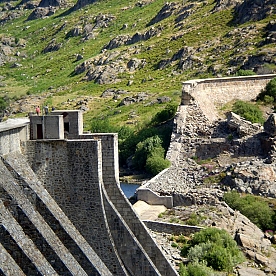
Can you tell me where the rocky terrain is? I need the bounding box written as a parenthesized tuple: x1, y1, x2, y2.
(0, 0, 276, 123)
(139, 97, 276, 275)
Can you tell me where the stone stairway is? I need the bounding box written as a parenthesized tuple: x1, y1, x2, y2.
(0, 152, 112, 276)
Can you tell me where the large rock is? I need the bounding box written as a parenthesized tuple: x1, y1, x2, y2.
(264, 113, 276, 136)
(234, 0, 276, 24)
(227, 111, 262, 137)
(27, 7, 55, 20)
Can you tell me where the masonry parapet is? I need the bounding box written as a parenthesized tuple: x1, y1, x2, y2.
(182, 74, 276, 121)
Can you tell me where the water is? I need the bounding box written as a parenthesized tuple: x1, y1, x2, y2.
(120, 183, 140, 198)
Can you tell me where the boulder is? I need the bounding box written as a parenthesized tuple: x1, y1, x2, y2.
(227, 111, 262, 137)
(27, 7, 55, 20)
(264, 113, 276, 136)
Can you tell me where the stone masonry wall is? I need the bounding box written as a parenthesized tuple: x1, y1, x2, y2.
(182, 74, 276, 121)
(1, 150, 113, 275)
(21, 137, 177, 275)
(22, 139, 128, 275)
(80, 134, 178, 276)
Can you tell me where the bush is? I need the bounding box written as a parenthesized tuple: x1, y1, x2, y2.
(0, 97, 8, 113)
(146, 154, 170, 175)
(257, 77, 276, 102)
(179, 261, 215, 276)
(152, 103, 178, 125)
(223, 191, 275, 231)
(90, 117, 119, 133)
(232, 100, 264, 124)
(181, 227, 245, 272)
(236, 69, 255, 76)
(132, 135, 164, 170)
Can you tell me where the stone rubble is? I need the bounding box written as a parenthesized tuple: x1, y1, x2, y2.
(143, 98, 276, 275)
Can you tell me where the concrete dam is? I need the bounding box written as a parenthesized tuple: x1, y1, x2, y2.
(1, 74, 276, 275)
(0, 111, 177, 276)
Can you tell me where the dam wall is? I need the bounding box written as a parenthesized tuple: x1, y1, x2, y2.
(79, 134, 177, 276)
(0, 113, 177, 275)
(19, 136, 177, 275)
(182, 74, 276, 121)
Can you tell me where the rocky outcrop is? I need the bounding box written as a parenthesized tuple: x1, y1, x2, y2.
(72, 0, 97, 11)
(38, 0, 67, 7)
(234, 0, 276, 24)
(104, 26, 162, 50)
(66, 14, 116, 41)
(147, 2, 180, 26)
(265, 20, 276, 44)
(74, 49, 147, 84)
(212, 0, 242, 12)
(42, 39, 62, 53)
(264, 113, 276, 136)
(118, 93, 149, 106)
(27, 7, 56, 20)
(101, 88, 129, 98)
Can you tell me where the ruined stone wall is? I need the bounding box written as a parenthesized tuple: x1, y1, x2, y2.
(182, 74, 276, 121)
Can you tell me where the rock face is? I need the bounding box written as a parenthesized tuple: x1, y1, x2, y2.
(147, 2, 180, 26)
(27, 7, 55, 20)
(234, 0, 276, 24)
(39, 0, 67, 7)
(72, 0, 97, 11)
(104, 27, 162, 50)
(42, 40, 63, 53)
(74, 49, 147, 84)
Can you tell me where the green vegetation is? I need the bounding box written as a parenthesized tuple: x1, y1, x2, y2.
(258, 77, 276, 103)
(236, 69, 256, 76)
(203, 172, 226, 186)
(232, 100, 265, 124)
(0, 0, 275, 176)
(223, 191, 276, 232)
(0, 97, 8, 113)
(179, 228, 245, 275)
(151, 103, 178, 125)
(179, 262, 216, 276)
(89, 103, 175, 175)
(186, 212, 207, 226)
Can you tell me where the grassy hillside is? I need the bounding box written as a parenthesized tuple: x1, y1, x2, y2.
(0, 0, 275, 136)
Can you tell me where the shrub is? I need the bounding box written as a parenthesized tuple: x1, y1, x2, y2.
(223, 191, 275, 231)
(232, 100, 264, 124)
(179, 261, 215, 276)
(264, 95, 274, 104)
(90, 117, 119, 133)
(0, 97, 8, 113)
(119, 124, 172, 167)
(236, 69, 255, 76)
(152, 103, 178, 125)
(181, 227, 245, 272)
(257, 77, 276, 102)
(132, 135, 164, 170)
(185, 212, 206, 226)
(146, 154, 170, 175)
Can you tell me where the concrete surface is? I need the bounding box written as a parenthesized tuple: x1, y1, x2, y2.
(133, 200, 167, 221)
